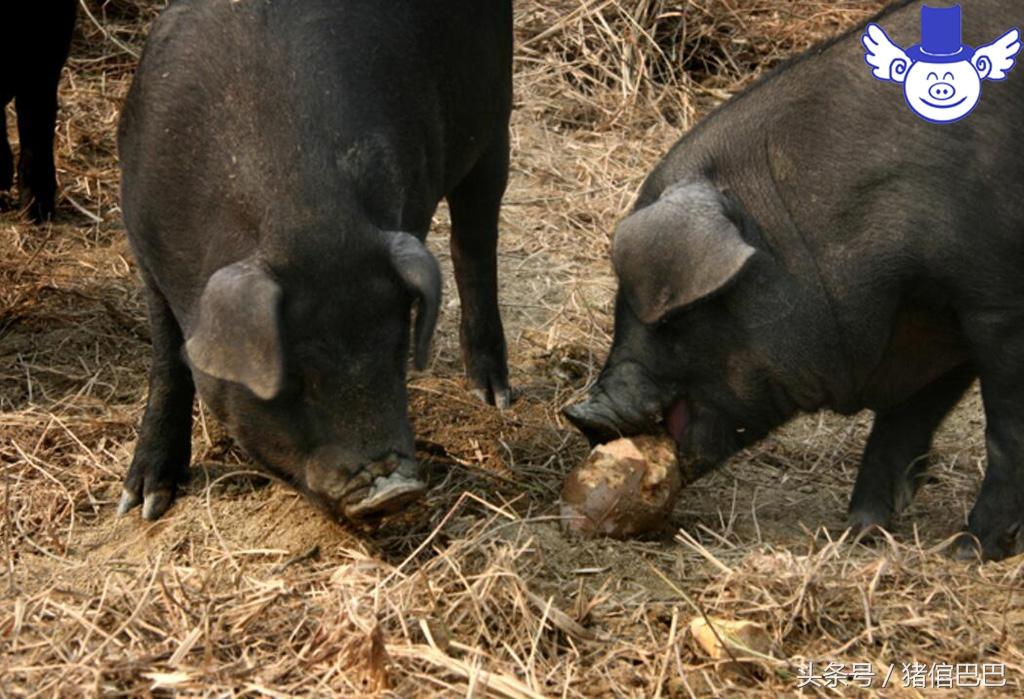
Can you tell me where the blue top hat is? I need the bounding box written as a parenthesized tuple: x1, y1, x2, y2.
(906, 5, 975, 63)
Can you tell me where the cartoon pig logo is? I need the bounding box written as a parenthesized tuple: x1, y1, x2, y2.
(863, 4, 1021, 123)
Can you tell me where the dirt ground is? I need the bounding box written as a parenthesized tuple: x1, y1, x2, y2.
(2, 1, 1022, 697)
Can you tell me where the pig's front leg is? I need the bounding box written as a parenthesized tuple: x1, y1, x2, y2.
(119, 278, 195, 520)
(848, 366, 974, 533)
(447, 136, 510, 408)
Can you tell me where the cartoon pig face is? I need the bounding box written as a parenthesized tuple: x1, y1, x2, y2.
(903, 60, 982, 123)
(864, 20, 1020, 125)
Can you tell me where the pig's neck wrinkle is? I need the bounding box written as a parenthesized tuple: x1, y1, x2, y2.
(671, 149, 857, 416)
(721, 136, 856, 411)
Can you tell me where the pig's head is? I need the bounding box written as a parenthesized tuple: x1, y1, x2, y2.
(565, 180, 833, 482)
(184, 230, 440, 520)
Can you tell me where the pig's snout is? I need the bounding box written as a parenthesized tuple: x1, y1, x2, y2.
(928, 82, 956, 101)
(564, 394, 661, 447)
(306, 449, 426, 520)
(564, 400, 626, 446)
(565, 363, 667, 445)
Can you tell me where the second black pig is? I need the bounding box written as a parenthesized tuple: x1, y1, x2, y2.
(566, 0, 1024, 560)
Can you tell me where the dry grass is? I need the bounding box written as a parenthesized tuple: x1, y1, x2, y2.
(2, 0, 1022, 696)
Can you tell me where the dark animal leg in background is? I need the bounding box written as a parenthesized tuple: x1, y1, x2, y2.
(15, 85, 59, 221)
(848, 365, 974, 533)
(120, 277, 195, 520)
(0, 99, 12, 191)
(447, 133, 511, 408)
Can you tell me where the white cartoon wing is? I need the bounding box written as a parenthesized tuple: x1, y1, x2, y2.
(862, 23, 911, 83)
(973, 28, 1022, 81)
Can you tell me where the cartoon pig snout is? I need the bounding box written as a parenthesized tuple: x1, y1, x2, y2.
(928, 81, 957, 101)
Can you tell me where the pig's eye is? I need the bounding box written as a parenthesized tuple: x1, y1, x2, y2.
(943, 72, 954, 81)
(927, 71, 938, 81)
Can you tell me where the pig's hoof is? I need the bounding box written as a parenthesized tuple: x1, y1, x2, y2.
(846, 509, 892, 541)
(343, 470, 427, 520)
(21, 193, 56, 224)
(462, 332, 510, 409)
(142, 490, 175, 521)
(118, 486, 176, 520)
(950, 533, 983, 561)
(117, 488, 141, 516)
(954, 522, 1023, 561)
(471, 384, 512, 410)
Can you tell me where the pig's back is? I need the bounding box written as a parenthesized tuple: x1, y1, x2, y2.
(119, 0, 512, 216)
(641, 0, 1024, 294)
(118, 0, 512, 308)
(636, 0, 1023, 397)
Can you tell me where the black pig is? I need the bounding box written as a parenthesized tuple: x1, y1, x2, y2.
(1, 0, 77, 221)
(566, 0, 1024, 560)
(118, 0, 512, 521)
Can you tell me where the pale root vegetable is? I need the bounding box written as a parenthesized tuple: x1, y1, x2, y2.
(560, 436, 680, 538)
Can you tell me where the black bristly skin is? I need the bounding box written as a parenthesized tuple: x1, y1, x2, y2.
(565, 0, 1024, 561)
(117, 0, 513, 521)
(0, 1, 77, 222)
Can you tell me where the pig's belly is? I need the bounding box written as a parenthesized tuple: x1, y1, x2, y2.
(860, 309, 970, 411)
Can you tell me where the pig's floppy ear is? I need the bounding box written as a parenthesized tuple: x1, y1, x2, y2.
(613, 182, 756, 324)
(389, 232, 441, 370)
(185, 261, 285, 400)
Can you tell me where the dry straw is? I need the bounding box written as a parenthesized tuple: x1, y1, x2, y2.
(3, 0, 1021, 696)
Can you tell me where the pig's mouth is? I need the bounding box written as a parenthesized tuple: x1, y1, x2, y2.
(660, 398, 711, 485)
(658, 395, 757, 485)
(662, 399, 690, 446)
(565, 389, 743, 486)
(566, 381, 767, 488)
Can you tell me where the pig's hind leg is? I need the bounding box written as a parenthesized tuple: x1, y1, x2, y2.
(447, 134, 511, 408)
(119, 277, 195, 521)
(953, 318, 1024, 560)
(847, 365, 974, 535)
